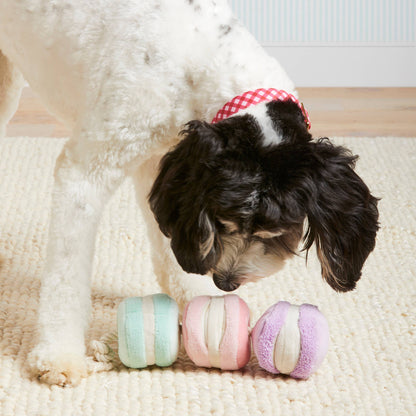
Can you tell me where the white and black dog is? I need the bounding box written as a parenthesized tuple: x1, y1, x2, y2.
(0, 0, 378, 385)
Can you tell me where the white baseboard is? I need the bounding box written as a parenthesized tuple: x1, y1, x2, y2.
(264, 46, 416, 87)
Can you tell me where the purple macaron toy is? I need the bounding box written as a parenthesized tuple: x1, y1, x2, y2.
(251, 301, 329, 379)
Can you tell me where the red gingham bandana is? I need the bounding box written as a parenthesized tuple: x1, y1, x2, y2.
(211, 88, 311, 129)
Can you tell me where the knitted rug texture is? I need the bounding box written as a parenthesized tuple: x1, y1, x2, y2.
(0, 136, 415, 416)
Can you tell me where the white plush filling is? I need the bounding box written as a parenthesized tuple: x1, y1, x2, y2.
(273, 304, 301, 374)
(203, 296, 226, 368)
(142, 295, 156, 365)
(168, 301, 180, 361)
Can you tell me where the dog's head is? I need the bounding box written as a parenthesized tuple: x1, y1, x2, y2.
(149, 100, 379, 292)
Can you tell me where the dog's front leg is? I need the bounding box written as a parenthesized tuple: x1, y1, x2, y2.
(0, 51, 25, 138)
(28, 142, 124, 386)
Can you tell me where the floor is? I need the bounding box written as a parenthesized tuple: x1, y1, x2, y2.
(5, 87, 416, 138)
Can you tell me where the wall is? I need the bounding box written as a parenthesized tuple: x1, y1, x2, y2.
(229, 0, 416, 86)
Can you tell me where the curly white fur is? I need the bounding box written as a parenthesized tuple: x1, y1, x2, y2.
(0, 0, 295, 386)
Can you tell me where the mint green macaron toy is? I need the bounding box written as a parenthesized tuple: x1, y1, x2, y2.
(117, 294, 180, 368)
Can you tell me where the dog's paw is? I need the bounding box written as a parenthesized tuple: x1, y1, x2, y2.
(171, 274, 224, 311)
(28, 345, 88, 387)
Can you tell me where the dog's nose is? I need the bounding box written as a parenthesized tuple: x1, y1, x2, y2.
(213, 273, 241, 292)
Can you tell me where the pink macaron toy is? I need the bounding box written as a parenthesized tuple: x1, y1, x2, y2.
(182, 294, 251, 370)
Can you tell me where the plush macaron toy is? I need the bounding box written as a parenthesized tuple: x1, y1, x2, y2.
(115, 294, 329, 379)
(182, 294, 251, 370)
(117, 293, 179, 368)
(251, 301, 329, 379)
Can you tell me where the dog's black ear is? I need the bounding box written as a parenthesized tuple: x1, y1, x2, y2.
(170, 210, 218, 275)
(148, 120, 220, 274)
(302, 139, 379, 291)
(266, 100, 311, 143)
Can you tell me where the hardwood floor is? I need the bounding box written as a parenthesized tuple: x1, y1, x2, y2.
(299, 88, 416, 137)
(5, 87, 416, 138)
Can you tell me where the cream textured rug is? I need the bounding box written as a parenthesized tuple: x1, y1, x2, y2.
(0, 136, 415, 416)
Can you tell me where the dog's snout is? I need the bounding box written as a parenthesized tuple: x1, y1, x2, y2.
(213, 273, 241, 292)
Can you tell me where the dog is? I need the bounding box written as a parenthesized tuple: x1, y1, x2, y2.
(0, 0, 379, 386)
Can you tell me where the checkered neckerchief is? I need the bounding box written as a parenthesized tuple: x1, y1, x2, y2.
(211, 88, 311, 129)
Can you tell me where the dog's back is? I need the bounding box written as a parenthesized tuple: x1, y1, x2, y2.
(0, 0, 294, 137)
(0, 0, 176, 128)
